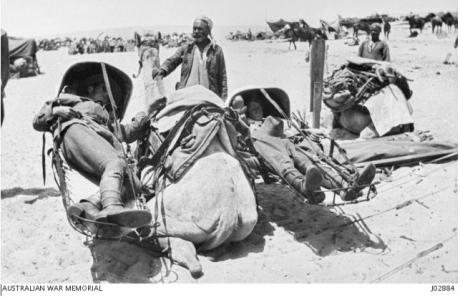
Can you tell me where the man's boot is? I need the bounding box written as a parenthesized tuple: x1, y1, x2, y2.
(356, 164, 376, 187)
(340, 164, 376, 201)
(67, 201, 101, 221)
(96, 191, 152, 228)
(303, 166, 325, 204)
(68, 199, 124, 237)
(67, 193, 102, 221)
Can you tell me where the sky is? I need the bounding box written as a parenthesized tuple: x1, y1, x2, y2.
(1, 0, 458, 37)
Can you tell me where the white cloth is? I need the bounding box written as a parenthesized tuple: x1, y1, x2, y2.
(364, 84, 414, 136)
(368, 41, 374, 52)
(185, 44, 211, 89)
(156, 85, 223, 133)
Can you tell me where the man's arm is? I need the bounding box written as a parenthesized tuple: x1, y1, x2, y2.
(32, 95, 83, 132)
(217, 47, 228, 99)
(382, 42, 391, 62)
(119, 111, 150, 143)
(160, 45, 185, 77)
(357, 41, 364, 57)
(32, 101, 56, 132)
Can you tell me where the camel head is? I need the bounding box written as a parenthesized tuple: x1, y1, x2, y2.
(133, 31, 162, 78)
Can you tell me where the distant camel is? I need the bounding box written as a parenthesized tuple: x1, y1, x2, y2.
(431, 16, 443, 34)
(441, 13, 456, 33)
(353, 22, 371, 38)
(406, 16, 426, 34)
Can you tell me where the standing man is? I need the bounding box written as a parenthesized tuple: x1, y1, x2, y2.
(154, 16, 228, 99)
(358, 24, 390, 61)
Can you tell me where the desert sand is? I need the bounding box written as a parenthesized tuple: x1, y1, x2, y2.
(1, 23, 458, 283)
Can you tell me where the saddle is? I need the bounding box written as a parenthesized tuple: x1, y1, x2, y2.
(138, 103, 258, 191)
(323, 59, 412, 113)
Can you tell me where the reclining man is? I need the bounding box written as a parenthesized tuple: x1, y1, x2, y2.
(33, 62, 152, 229)
(231, 92, 376, 204)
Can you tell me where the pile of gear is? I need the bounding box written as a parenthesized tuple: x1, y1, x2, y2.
(323, 58, 412, 112)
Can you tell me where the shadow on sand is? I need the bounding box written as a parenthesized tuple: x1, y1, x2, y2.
(88, 239, 166, 283)
(1, 187, 60, 202)
(84, 182, 386, 283)
(255, 183, 387, 256)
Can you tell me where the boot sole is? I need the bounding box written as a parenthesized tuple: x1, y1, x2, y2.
(341, 189, 359, 201)
(341, 165, 376, 202)
(305, 166, 323, 190)
(98, 210, 152, 228)
(67, 204, 85, 219)
(306, 190, 326, 204)
(357, 164, 376, 186)
(304, 166, 325, 204)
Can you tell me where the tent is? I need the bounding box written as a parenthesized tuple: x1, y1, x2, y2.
(266, 19, 299, 32)
(8, 36, 39, 78)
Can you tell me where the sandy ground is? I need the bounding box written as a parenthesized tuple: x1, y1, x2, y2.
(1, 23, 458, 283)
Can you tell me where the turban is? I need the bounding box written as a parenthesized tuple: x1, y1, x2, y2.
(194, 16, 214, 32)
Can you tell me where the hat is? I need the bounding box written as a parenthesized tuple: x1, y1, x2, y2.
(253, 116, 286, 139)
(58, 61, 132, 120)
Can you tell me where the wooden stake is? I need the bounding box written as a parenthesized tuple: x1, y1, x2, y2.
(310, 39, 326, 128)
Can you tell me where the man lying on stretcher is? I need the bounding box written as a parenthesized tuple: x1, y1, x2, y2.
(228, 87, 376, 204)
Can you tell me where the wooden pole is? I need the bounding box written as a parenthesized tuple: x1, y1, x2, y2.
(309, 39, 326, 128)
(353, 149, 457, 168)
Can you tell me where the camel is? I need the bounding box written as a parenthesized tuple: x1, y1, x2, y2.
(83, 41, 258, 281)
(136, 85, 258, 277)
(352, 21, 371, 38)
(132, 32, 166, 111)
(431, 16, 443, 34)
(441, 12, 456, 33)
(406, 15, 426, 34)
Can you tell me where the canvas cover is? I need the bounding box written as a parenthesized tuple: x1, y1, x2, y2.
(336, 134, 457, 165)
(266, 19, 299, 32)
(8, 36, 38, 61)
(1, 29, 9, 88)
(364, 84, 414, 136)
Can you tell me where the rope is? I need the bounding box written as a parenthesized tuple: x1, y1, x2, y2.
(311, 184, 453, 236)
(100, 62, 139, 202)
(371, 232, 457, 283)
(377, 160, 457, 194)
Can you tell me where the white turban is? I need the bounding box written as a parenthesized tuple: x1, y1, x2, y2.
(194, 16, 214, 32)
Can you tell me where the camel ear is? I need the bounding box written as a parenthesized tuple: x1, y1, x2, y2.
(134, 32, 142, 48)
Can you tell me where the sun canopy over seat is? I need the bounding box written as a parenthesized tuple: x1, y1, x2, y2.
(226, 86, 290, 119)
(58, 61, 133, 120)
